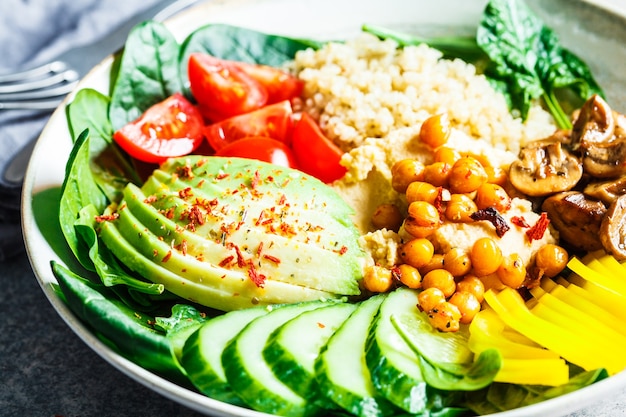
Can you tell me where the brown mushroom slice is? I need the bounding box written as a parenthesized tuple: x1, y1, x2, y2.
(600, 194, 626, 261)
(582, 137, 626, 178)
(584, 177, 626, 205)
(509, 140, 583, 197)
(542, 191, 606, 252)
(570, 94, 616, 150)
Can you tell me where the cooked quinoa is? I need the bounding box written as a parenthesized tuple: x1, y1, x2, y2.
(294, 33, 555, 159)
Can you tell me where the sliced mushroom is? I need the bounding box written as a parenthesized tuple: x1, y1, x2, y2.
(570, 94, 616, 150)
(600, 194, 626, 261)
(542, 191, 607, 252)
(584, 177, 626, 205)
(570, 95, 626, 178)
(509, 139, 583, 197)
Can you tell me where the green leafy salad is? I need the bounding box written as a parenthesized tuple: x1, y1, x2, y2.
(46, 0, 614, 416)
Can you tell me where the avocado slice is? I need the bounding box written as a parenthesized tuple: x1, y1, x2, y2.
(98, 156, 364, 311)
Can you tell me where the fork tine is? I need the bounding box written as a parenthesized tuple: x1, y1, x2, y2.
(0, 80, 78, 101)
(0, 99, 63, 111)
(0, 69, 79, 94)
(0, 61, 68, 84)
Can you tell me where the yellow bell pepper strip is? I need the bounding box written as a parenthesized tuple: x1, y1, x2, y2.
(484, 288, 624, 374)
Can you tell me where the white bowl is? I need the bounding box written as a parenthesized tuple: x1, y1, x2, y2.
(21, 0, 626, 416)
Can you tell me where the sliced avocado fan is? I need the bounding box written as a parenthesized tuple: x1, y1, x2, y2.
(98, 156, 365, 311)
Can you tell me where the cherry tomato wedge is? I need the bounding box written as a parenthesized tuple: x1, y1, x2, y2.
(291, 112, 347, 183)
(188, 53, 268, 120)
(113, 93, 204, 164)
(236, 62, 304, 104)
(216, 137, 298, 168)
(204, 100, 294, 152)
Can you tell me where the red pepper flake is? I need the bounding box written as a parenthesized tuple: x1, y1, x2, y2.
(177, 164, 194, 179)
(144, 195, 157, 204)
(162, 250, 172, 263)
(95, 213, 119, 222)
(251, 170, 261, 189)
(470, 207, 510, 238)
(257, 241, 264, 256)
(179, 187, 193, 199)
(526, 212, 550, 241)
(216, 172, 229, 180)
(278, 194, 287, 205)
(338, 246, 348, 255)
(511, 216, 530, 228)
(317, 322, 326, 329)
(164, 207, 175, 219)
(433, 187, 445, 215)
(263, 254, 281, 265)
(227, 243, 247, 268)
(153, 249, 158, 257)
(177, 240, 188, 256)
(197, 179, 205, 188)
(219, 255, 235, 267)
(248, 264, 266, 288)
(256, 209, 266, 226)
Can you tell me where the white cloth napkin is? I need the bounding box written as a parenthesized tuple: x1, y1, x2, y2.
(0, 0, 161, 260)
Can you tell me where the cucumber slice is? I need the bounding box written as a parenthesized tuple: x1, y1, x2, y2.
(314, 294, 397, 417)
(222, 301, 328, 417)
(264, 302, 357, 403)
(366, 287, 464, 414)
(181, 306, 269, 405)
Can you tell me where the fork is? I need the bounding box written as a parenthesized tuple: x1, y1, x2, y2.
(0, 0, 198, 111)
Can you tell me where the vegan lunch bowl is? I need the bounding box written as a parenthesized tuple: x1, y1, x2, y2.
(21, 0, 626, 416)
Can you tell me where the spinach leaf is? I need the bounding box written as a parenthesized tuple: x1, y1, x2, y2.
(155, 304, 207, 363)
(67, 88, 141, 203)
(58, 129, 108, 271)
(178, 24, 322, 96)
(75, 204, 164, 298)
(51, 261, 191, 385)
(392, 315, 501, 391)
(109, 20, 183, 131)
(477, 0, 604, 128)
(362, 24, 486, 63)
(463, 368, 609, 414)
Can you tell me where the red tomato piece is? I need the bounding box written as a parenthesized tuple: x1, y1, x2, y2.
(204, 100, 294, 152)
(216, 137, 298, 168)
(236, 62, 304, 104)
(188, 53, 268, 120)
(291, 112, 347, 183)
(113, 93, 205, 164)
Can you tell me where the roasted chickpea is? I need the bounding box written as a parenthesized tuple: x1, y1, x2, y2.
(456, 275, 485, 303)
(448, 291, 481, 324)
(443, 248, 472, 277)
(391, 159, 426, 193)
(418, 287, 446, 312)
(445, 193, 478, 223)
(422, 162, 451, 187)
(475, 183, 512, 213)
(422, 269, 456, 298)
(371, 203, 403, 231)
(395, 264, 422, 289)
(420, 113, 451, 149)
(363, 265, 394, 293)
(470, 237, 503, 276)
(427, 301, 461, 332)
(404, 201, 441, 238)
(448, 156, 488, 194)
(433, 146, 461, 166)
(406, 181, 440, 205)
(400, 238, 434, 269)
(419, 253, 445, 275)
(496, 253, 527, 289)
(535, 244, 569, 277)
